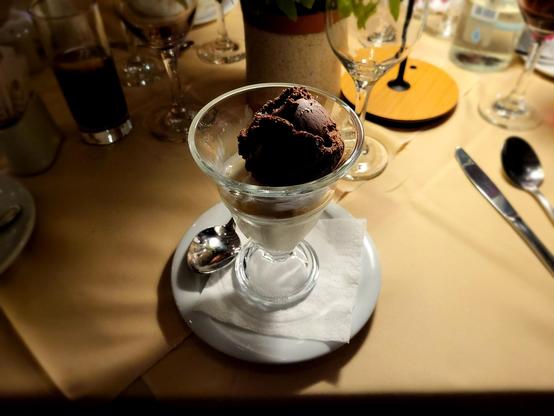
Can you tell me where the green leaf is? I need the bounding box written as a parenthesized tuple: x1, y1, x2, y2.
(276, 0, 298, 20)
(337, 0, 353, 18)
(352, 0, 378, 29)
(299, 0, 316, 9)
(389, 0, 401, 21)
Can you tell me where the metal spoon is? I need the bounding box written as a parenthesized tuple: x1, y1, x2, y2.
(186, 218, 241, 273)
(0, 204, 22, 229)
(501, 136, 554, 225)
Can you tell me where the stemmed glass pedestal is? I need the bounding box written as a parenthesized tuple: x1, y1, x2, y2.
(197, 0, 246, 64)
(116, 0, 199, 142)
(479, 1, 554, 130)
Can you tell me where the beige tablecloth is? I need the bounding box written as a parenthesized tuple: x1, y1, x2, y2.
(1, 1, 553, 403)
(141, 39, 554, 400)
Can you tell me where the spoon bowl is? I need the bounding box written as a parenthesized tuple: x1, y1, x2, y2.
(501, 136, 554, 224)
(186, 218, 241, 274)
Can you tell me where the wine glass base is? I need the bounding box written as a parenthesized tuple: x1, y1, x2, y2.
(196, 39, 246, 65)
(148, 104, 200, 143)
(121, 57, 162, 87)
(234, 240, 319, 310)
(478, 95, 542, 131)
(343, 136, 388, 181)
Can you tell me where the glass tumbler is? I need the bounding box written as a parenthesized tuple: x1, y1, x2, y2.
(30, 0, 132, 145)
(188, 83, 363, 309)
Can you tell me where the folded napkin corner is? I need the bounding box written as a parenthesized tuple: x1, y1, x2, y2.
(192, 217, 367, 343)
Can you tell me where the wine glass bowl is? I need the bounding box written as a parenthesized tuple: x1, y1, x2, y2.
(117, 1, 197, 48)
(188, 83, 364, 309)
(479, 0, 554, 130)
(519, 0, 554, 34)
(115, 0, 198, 141)
(325, 0, 427, 180)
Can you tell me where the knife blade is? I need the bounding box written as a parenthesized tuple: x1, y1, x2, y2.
(455, 147, 554, 277)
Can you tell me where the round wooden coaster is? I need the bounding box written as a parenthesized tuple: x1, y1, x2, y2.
(341, 58, 459, 127)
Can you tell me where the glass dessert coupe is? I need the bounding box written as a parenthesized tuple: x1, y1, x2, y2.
(188, 83, 363, 309)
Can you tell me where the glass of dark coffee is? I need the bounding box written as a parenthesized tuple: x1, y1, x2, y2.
(30, 0, 132, 145)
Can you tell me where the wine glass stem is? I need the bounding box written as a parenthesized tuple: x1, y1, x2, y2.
(506, 37, 544, 102)
(160, 46, 184, 109)
(215, 0, 229, 42)
(354, 79, 374, 155)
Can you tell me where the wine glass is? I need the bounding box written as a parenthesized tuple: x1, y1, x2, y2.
(325, 0, 428, 180)
(479, 0, 554, 130)
(197, 0, 246, 64)
(118, 21, 163, 87)
(188, 83, 363, 309)
(116, 0, 198, 142)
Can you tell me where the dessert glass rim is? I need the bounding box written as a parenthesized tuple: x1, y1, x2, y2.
(188, 82, 364, 196)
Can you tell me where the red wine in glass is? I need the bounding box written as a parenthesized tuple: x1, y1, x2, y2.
(518, 1, 554, 34)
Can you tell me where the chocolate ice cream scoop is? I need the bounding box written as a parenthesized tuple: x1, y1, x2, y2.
(238, 87, 344, 186)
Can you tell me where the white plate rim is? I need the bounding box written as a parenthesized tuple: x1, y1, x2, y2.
(517, 52, 554, 78)
(170, 202, 381, 364)
(0, 175, 35, 275)
(535, 62, 554, 78)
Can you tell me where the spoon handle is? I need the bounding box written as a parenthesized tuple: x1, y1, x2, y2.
(531, 189, 554, 225)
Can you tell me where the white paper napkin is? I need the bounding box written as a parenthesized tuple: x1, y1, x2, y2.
(192, 218, 366, 343)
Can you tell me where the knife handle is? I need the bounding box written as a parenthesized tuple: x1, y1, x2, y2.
(512, 218, 554, 276)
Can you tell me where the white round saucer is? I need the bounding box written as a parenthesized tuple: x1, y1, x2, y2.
(0, 175, 35, 275)
(171, 202, 381, 364)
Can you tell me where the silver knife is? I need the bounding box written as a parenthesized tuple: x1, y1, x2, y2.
(455, 147, 554, 277)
